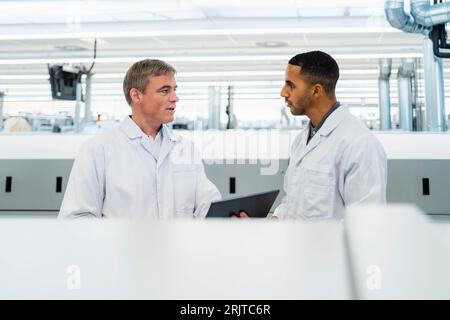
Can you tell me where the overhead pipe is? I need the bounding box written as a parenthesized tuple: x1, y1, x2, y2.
(384, 0, 429, 35)
(385, 0, 449, 131)
(411, 0, 450, 26)
(397, 58, 416, 131)
(378, 58, 392, 130)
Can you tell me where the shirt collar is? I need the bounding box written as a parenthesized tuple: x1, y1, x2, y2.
(119, 115, 180, 142)
(317, 103, 348, 137)
(309, 101, 341, 134)
(161, 122, 181, 143)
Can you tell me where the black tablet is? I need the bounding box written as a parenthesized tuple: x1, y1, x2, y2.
(206, 190, 280, 218)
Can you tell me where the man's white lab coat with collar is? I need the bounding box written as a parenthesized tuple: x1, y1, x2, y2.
(273, 106, 387, 220)
(58, 116, 221, 219)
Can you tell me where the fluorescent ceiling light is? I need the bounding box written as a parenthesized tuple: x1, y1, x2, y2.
(91, 70, 381, 78)
(0, 0, 384, 13)
(0, 26, 400, 41)
(192, 0, 384, 7)
(340, 70, 378, 75)
(0, 56, 289, 65)
(93, 71, 283, 78)
(180, 71, 279, 77)
(35, 70, 407, 80)
(0, 52, 423, 66)
(0, 75, 48, 80)
(335, 53, 422, 59)
(0, 1, 195, 16)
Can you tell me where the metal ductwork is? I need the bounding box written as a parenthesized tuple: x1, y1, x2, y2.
(411, 0, 450, 26)
(397, 58, 416, 131)
(384, 0, 429, 35)
(385, 0, 449, 131)
(378, 58, 392, 130)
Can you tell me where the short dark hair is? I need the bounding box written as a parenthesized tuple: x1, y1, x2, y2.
(288, 51, 339, 94)
(123, 59, 176, 106)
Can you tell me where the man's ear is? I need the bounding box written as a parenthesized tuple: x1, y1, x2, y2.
(129, 88, 141, 104)
(312, 84, 323, 97)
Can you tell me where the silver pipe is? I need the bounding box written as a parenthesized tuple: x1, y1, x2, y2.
(378, 58, 392, 130)
(397, 58, 415, 131)
(226, 86, 236, 129)
(411, 0, 450, 27)
(423, 36, 446, 131)
(384, 0, 429, 35)
(412, 58, 425, 131)
(84, 73, 93, 123)
(74, 82, 82, 133)
(208, 86, 221, 130)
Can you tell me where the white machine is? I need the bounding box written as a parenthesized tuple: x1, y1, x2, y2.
(1, 132, 450, 215)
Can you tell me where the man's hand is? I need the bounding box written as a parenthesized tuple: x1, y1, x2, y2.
(229, 211, 250, 218)
(238, 210, 250, 218)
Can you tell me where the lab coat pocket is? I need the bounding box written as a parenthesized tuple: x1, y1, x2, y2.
(303, 166, 334, 218)
(173, 170, 197, 216)
(305, 165, 333, 187)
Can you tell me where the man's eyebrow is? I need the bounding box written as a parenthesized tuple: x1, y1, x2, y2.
(157, 85, 177, 90)
(285, 80, 295, 87)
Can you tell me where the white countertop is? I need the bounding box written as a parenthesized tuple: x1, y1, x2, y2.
(345, 204, 450, 299)
(0, 218, 351, 299)
(1, 204, 448, 299)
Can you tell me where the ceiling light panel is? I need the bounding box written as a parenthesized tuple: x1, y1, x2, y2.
(200, 8, 297, 19)
(0, 0, 204, 24)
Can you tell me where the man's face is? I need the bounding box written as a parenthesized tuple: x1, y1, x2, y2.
(280, 64, 313, 116)
(134, 72, 179, 123)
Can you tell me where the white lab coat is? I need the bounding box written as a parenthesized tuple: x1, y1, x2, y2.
(273, 106, 387, 220)
(58, 116, 221, 219)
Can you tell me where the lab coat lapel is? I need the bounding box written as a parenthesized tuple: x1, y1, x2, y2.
(158, 136, 174, 167)
(296, 133, 321, 163)
(157, 125, 179, 168)
(295, 106, 347, 164)
(139, 137, 157, 160)
(318, 106, 347, 137)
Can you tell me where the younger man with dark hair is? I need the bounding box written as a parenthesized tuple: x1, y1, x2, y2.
(272, 51, 387, 220)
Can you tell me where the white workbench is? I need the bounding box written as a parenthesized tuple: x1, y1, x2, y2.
(0, 219, 352, 299)
(345, 204, 450, 299)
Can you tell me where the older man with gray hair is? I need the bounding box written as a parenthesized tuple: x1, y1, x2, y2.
(59, 59, 221, 219)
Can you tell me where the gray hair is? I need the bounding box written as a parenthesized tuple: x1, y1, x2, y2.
(123, 59, 176, 105)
